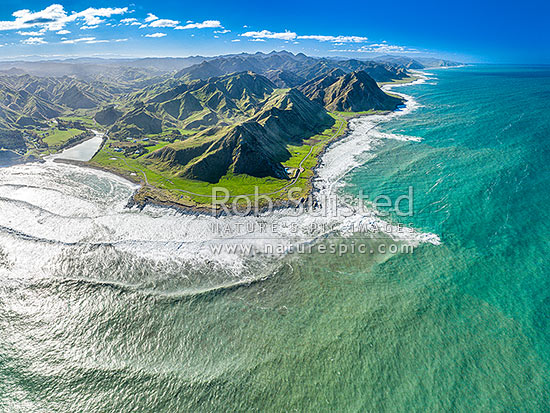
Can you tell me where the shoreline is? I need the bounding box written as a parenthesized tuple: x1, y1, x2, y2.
(310, 73, 425, 204)
(125, 104, 406, 215)
(309, 110, 392, 201)
(1, 129, 103, 168)
(125, 113, 374, 216)
(43, 74, 422, 216)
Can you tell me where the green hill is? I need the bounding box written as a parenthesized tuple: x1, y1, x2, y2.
(299, 70, 403, 112)
(145, 87, 333, 182)
(107, 71, 278, 136)
(94, 105, 123, 126)
(298, 68, 346, 105)
(0, 74, 116, 131)
(0, 82, 63, 127)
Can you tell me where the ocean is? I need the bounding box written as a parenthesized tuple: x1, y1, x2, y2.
(0, 65, 549, 411)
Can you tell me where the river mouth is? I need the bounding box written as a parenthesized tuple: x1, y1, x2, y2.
(48, 131, 104, 162)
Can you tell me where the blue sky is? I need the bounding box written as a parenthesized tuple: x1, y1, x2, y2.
(0, 0, 548, 63)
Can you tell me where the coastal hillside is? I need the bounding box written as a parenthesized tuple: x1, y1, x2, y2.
(108, 72, 278, 137)
(0, 74, 117, 129)
(0, 75, 114, 109)
(298, 68, 346, 105)
(146, 88, 333, 182)
(0, 51, 419, 135)
(94, 105, 123, 126)
(299, 70, 403, 112)
(0, 82, 63, 128)
(0, 51, 414, 187)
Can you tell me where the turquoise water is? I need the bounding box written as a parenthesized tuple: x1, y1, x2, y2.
(347, 65, 550, 408)
(0, 65, 549, 411)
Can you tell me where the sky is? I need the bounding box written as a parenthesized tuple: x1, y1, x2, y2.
(0, 0, 548, 63)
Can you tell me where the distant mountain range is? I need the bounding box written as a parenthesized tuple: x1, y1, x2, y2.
(371, 55, 462, 68)
(174, 50, 411, 86)
(0, 51, 460, 82)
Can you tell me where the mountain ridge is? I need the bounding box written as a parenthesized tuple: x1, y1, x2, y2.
(299, 70, 403, 112)
(145, 84, 334, 182)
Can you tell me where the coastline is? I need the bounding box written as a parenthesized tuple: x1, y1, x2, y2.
(38, 75, 422, 216)
(127, 105, 406, 215)
(311, 73, 426, 204)
(0, 68, 441, 273)
(123, 112, 371, 216)
(44, 70, 443, 248)
(4, 63, 549, 413)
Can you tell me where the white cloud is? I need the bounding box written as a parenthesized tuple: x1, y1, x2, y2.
(70, 7, 128, 26)
(120, 18, 137, 24)
(239, 28, 369, 44)
(59, 36, 121, 44)
(0, 4, 128, 32)
(250, 38, 265, 42)
(17, 29, 46, 36)
(330, 43, 419, 54)
(61, 37, 94, 44)
(145, 32, 167, 38)
(240, 30, 368, 43)
(297, 35, 367, 43)
(56, 29, 70, 35)
(144, 13, 158, 23)
(61, 36, 106, 44)
(241, 30, 297, 41)
(130, 21, 141, 26)
(22, 36, 47, 45)
(148, 19, 179, 28)
(1, 4, 67, 31)
(81, 25, 99, 30)
(231, 39, 240, 42)
(214, 29, 230, 34)
(177, 20, 222, 29)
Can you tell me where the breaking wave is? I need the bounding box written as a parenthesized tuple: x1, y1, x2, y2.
(0, 71, 440, 293)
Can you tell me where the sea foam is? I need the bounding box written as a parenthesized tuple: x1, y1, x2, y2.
(0, 71, 440, 283)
